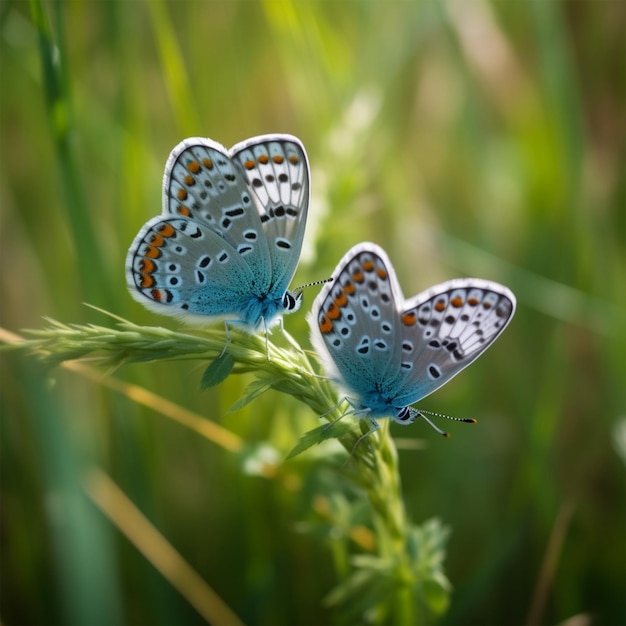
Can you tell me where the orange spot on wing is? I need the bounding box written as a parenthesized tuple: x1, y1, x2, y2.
(288, 155, 299, 164)
(334, 290, 348, 307)
(326, 302, 341, 320)
(158, 223, 176, 237)
(151, 289, 162, 302)
(272, 155, 284, 164)
(482, 301, 493, 309)
(258, 154, 269, 164)
(362, 260, 375, 272)
(343, 281, 355, 295)
(352, 271, 364, 283)
(145, 245, 161, 258)
(450, 296, 464, 308)
(401, 311, 417, 326)
(149, 233, 164, 247)
(434, 300, 446, 312)
(468, 297, 479, 306)
(319, 315, 333, 334)
(177, 188, 188, 201)
(376, 268, 387, 280)
(244, 159, 256, 170)
(139, 273, 155, 288)
(139, 259, 155, 273)
(178, 205, 191, 216)
(202, 158, 213, 169)
(186, 160, 200, 173)
(183, 175, 195, 186)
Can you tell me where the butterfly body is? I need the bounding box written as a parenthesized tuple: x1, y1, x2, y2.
(309, 243, 516, 426)
(126, 134, 309, 331)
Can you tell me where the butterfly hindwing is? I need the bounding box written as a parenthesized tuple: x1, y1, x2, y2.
(310, 245, 404, 396)
(125, 215, 257, 321)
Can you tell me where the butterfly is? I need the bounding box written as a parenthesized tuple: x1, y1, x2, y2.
(308, 242, 516, 434)
(126, 134, 310, 332)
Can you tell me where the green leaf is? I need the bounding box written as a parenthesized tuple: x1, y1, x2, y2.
(199, 353, 234, 390)
(227, 379, 273, 413)
(420, 576, 451, 616)
(285, 420, 354, 460)
(407, 518, 450, 572)
(324, 564, 382, 607)
(324, 562, 396, 624)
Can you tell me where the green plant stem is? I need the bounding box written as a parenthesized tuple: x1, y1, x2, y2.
(359, 421, 414, 623)
(2, 317, 447, 624)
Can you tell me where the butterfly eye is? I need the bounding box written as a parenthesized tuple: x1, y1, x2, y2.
(396, 407, 416, 423)
(283, 291, 302, 312)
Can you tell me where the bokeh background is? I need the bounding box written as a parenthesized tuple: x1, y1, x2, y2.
(1, 1, 624, 624)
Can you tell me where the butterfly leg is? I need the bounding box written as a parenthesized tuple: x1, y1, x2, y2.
(218, 320, 235, 358)
(318, 397, 352, 429)
(260, 317, 272, 361)
(220, 319, 268, 360)
(278, 318, 305, 354)
(345, 414, 380, 462)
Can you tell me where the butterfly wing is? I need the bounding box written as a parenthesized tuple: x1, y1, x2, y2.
(392, 279, 516, 406)
(127, 135, 309, 327)
(125, 215, 257, 322)
(308, 243, 405, 403)
(309, 243, 517, 415)
(162, 137, 273, 292)
(230, 134, 309, 294)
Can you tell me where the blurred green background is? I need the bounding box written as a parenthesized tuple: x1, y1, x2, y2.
(1, 0, 624, 624)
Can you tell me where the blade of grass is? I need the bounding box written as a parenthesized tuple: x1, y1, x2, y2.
(147, 0, 199, 135)
(29, 0, 114, 304)
(85, 467, 245, 626)
(0, 327, 244, 453)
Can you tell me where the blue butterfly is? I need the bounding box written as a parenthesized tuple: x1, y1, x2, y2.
(126, 134, 309, 331)
(308, 242, 516, 433)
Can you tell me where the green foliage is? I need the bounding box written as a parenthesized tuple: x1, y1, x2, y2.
(286, 421, 356, 460)
(1, 0, 624, 625)
(5, 318, 452, 624)
(200, 354, 236, 390)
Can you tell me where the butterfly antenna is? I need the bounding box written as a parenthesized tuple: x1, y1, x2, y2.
(293, 276, 333, 294)
(416, 409, 477, 438)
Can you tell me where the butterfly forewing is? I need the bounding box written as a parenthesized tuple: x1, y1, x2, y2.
(231, 135, 309, 292)
(393, 280, 516, 406)
(163, 138, 272, 289)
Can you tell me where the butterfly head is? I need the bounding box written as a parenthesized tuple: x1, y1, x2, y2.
(395, 406, 419, 424)
(288, 276, 334, 315)
(283, 290, 303, 314)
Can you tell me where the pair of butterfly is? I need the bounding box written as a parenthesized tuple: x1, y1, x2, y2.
(126, 134, 516, 434)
